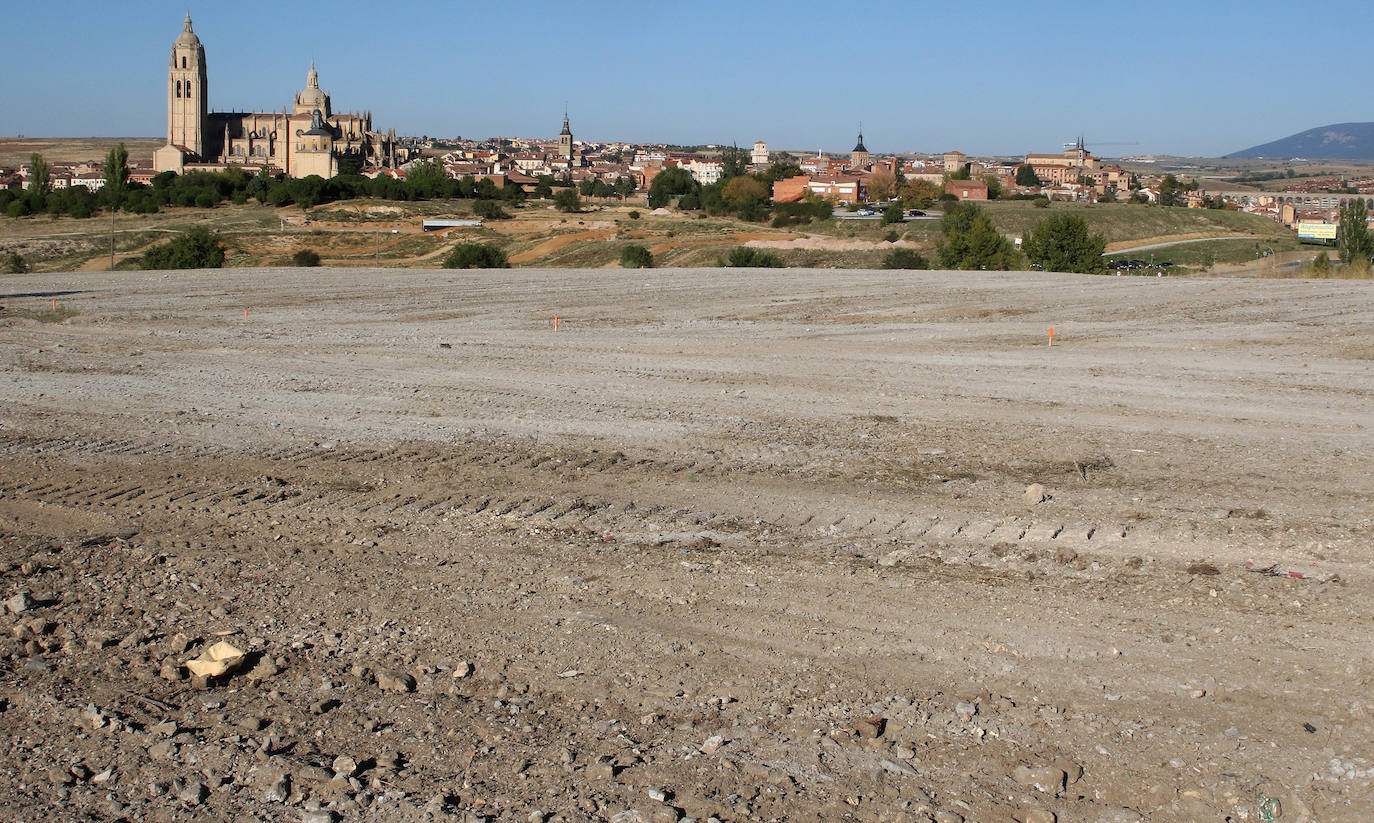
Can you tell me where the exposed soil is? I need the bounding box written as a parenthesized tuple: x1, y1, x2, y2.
(0, 267, 1370, 823)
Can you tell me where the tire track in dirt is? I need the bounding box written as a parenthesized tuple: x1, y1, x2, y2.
(0, 430, 1161, 577)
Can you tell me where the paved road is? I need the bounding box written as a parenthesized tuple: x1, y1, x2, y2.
(1106, 235, 1269, 255)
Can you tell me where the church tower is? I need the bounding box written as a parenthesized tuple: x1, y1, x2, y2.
(167, 14, 207, 158)
(850, 124, 870, 169)
(558, 110, 574, 164)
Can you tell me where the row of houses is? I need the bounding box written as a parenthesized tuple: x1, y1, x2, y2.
(2, 159, 162, 192)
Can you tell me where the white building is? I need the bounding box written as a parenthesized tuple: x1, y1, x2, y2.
(689, 158, 723, 185)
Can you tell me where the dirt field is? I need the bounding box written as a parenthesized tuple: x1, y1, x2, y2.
(0, 267, 1370, 823)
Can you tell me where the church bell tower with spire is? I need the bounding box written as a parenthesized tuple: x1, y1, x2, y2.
(167, 13, 208, 158)
(850, 124, 870, 169)
(559, 108, 574, 165)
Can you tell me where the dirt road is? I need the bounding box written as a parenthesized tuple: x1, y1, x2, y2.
(0, 267, 1370, 822)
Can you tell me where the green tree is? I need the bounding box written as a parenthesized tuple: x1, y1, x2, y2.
(1158, 174, 1184, 207)
(620, 244, 653, 268)
(141, 226, 226, 270)
(760, 161, 803, 184)
(1336, 199, 1372, 269)
(3, 251, 29, 273)
(1015, 164, 1041, 187)
(720, 143, 750, 179)
(881, 204, 905, 225)
(103, 142, 130, 201)
(442, 242, 509, 269)
(473, 199, 508, 219)
(983, 175, 1002, 200)
(947, 164, 971, 181)
(722, 176, 767, 209)
(647, 166, 698, 208)
(28, 153, 51, 198)
(553, 188, 581, 212)
(1022, 213, 1106, 273)
(937, 202, 1018, 270)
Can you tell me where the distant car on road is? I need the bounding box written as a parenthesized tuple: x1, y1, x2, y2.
(856, 209, 875, 216)
(906, 209, 926, 217)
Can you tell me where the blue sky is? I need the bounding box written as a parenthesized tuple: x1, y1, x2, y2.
(1, 0, 1369, 157)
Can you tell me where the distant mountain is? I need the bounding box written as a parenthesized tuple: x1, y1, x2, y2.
(1227, 123, 1374, 160)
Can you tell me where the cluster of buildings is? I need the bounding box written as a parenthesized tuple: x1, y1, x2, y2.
(15, 11, 1370, 242)
(770, 134, 1139, 205)
(152, 15, 412, 178)
(0, 159, 159, 193)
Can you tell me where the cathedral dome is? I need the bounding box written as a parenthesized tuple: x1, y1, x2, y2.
(175, 14, 201, 48)
(295, 62, 329, 114)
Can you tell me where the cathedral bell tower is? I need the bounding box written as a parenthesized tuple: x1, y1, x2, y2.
(167, 14, 208, 158)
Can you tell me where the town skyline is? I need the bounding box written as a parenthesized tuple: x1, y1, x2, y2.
(1, 0, 1370, 157)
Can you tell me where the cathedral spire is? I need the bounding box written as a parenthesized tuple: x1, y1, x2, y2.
(307, 60, 319, 89)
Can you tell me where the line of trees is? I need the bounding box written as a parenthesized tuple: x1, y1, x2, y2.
(2, 148, 651, 221)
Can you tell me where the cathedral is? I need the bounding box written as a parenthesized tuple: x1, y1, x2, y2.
(153, 15, 402, 178)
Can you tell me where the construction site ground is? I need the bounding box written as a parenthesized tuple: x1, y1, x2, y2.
(0, 266, 1370, 823)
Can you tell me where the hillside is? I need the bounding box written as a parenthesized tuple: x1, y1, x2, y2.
(1227, 122, 1374, 160)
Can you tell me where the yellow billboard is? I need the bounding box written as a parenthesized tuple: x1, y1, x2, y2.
(1297, 222, 1337, 240)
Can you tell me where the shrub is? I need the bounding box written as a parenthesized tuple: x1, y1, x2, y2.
(3, 251, 28, 273)
(292, 249, 322, 267)
(1310, 251, 1333, 275)
(194, 192, 217, 209)
(627, 210, 640, 220)
(881, 204, 905, 225)
(620, 244, 653, 268)
(141, 226, 226, 270)
(473, 199, 508, 220)
(771, 214, 793, 228)
(442, 242, 509, 269)
(724, 247, 784, 268)
(884, 230, 900, 243)
(1032, 196, 1051, 208)
(881, 248, 928, 270)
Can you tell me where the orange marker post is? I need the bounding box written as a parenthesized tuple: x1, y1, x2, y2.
(244, 309, 249, 318)
(1048, 327, 1054, 347)
(554, 315, 559, 331)
(52, 299, 57, 309)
